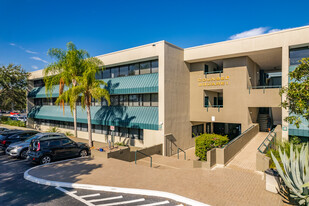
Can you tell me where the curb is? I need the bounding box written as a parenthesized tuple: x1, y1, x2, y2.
(24, 158, 210, 206)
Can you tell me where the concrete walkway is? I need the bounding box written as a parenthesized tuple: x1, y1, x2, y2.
(227, 132, 268, 171)
(27, 157, 284, 206)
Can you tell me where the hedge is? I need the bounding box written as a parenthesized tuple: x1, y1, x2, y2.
(195, 133, 229, 161)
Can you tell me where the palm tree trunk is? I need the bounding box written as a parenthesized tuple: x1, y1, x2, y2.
(73, 103, 77, 138)
(86, 104, 93, 147)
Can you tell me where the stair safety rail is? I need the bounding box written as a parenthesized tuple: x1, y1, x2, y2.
(135, 150, 152, 168)
(177, 148, 186, 160)
(222, 125, 255, 148)
(257, 129, 276, 154)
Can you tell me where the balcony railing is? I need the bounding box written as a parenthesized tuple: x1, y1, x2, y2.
(204, 70, 223, 77)
(205, 105, 223, 112)
(248, 85, 281, 94)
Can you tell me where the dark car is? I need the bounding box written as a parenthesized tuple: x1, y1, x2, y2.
(0, 127, 10, 134)
(0, 130, 39, 150)
(28, 136, 90, 164)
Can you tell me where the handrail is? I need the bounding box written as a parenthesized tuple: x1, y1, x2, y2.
(177, 148, 186, 160)
(248, 85, 282, 94)
(135, 150, 152, 167)
(205, 105, 223, 112)
(222, 125, 255, 148)
(204, 70, 223, 75)
(258, 129, 276, 154)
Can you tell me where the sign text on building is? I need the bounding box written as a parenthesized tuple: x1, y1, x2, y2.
(198, 76, 229, 87)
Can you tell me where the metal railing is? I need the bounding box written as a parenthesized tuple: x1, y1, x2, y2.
(205, 105, 223, 112)
(257, 129, 276, 154)
(222, 125, 255, 148)
(135, 150, 152, 167)
(204, 70, 223, 77)
(248, 85, 282, 94)
(177, 148, 186, 160)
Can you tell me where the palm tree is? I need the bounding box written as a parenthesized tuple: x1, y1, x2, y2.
(57, 57, 110, 147)
(43, 42, 89, 138)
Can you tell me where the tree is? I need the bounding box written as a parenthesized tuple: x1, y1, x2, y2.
(57, 57, 110, 147)
(281, 57, 309, 128)
(43, 42, 89, 138)
(0, 64, 29, 111)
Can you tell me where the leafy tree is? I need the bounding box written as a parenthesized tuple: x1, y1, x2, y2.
(57, 57, 110, 147)
(281, 58, 309, 128)
(0, 64, 29, 111)
(43, 42, 89, 138)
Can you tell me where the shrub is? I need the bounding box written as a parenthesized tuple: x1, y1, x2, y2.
(0, 118, 26, 127)
(47, 127, 61, 133)
(195, 133, 229, 161)
(64, 131, 73, 137)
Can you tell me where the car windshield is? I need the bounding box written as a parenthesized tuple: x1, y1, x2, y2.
(25, 134, 41, 143)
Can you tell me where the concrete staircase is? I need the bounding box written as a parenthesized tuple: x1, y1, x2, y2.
(257, 114, 269, 132)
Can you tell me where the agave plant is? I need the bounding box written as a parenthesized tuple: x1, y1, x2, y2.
(271, 143, 309, 205)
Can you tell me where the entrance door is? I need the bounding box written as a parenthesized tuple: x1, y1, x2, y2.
(206, 123, 211, 133)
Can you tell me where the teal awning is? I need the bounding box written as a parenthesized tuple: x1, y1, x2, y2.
(28, 73, 158, 98)
(28, 105, 159, 130)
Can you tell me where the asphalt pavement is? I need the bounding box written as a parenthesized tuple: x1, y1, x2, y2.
(0, 150, 184, 206)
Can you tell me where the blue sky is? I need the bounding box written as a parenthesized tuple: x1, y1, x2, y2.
(0, 0, 309, 72)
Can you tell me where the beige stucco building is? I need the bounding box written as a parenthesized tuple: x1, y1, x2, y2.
(27, 26, 309, 155)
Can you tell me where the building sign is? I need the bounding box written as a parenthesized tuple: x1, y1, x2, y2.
(211, 116, 215, 122)
(198, 75, 229, 87)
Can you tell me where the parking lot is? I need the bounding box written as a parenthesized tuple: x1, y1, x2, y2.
(0, 127, 186, 206)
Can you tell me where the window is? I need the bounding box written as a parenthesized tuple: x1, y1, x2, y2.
(123, 95, 129, 106)
(204, 96, 209, 107)
(151, 60, 158, 73)
(143, 94, 151, 106)
(140, 62, 151, 74)
(120, 127, 128, 137)
(111, 67, 119, 78)
(82, 124, 88, 132)
(129, 94, 139, 106)
(111, 96, 119, 106)
(95, 71, 102, 79)
(151, 94, 158, 106)
(94, 125, 102, 134)
(129, 128, 139, 139)
(62, 139, 73, 146)
(192, 124, 204, 137)
(49, 140, 61, 147)
(204, 64, 209, 74)
(290, 47, 309, 66)
(102, 69, 111, 79)
(119, 66, 129, 77)
(129, 64, 139, 76)
(102, 125, 109, 135)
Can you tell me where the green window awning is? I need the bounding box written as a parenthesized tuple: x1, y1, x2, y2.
(28, 105, 159, 130)
(28, 73, 158, 98)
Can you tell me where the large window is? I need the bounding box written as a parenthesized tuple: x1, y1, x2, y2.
(192, 124, 204, 137)
(290, 47, 309, 66)
(97, 60, 158, 79)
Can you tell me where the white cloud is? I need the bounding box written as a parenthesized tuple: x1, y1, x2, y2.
(31, 65, 39, 70)
(9, 43, 16, 46)
(268, 29, 281, 33)
(229, 27, 268, 40)
(26, 49, 38, 54)
(30, 57, 48, 64)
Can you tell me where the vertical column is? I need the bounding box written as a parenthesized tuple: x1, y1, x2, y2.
(281, 46, 289, 141)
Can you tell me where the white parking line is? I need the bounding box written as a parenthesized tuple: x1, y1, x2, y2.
(97, 198, 145, 206)
(88, 196, 123, 203)
(56, 187, 95, 206)
(139, 200, 170, 206)
(2, 159, 28, 165)
(79, 193, 100, 198)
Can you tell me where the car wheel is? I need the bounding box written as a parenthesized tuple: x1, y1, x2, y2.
(80, 149, 88, 157)
(40, 155, 51, 164)
(20, 149, 28, 159)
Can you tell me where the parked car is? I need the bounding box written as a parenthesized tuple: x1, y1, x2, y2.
(0, 127, 10, 134)
(17, 116, 27, 122)
(0, 130, 39, 150)
(28, 135, 91, 164)
(10, 112, 20, 116)
(6, 133, 65, 159)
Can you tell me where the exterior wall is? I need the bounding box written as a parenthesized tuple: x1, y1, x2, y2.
(163, 43, 191, 156)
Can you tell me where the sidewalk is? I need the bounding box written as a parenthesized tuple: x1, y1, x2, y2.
(27, 157, 284, 206)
